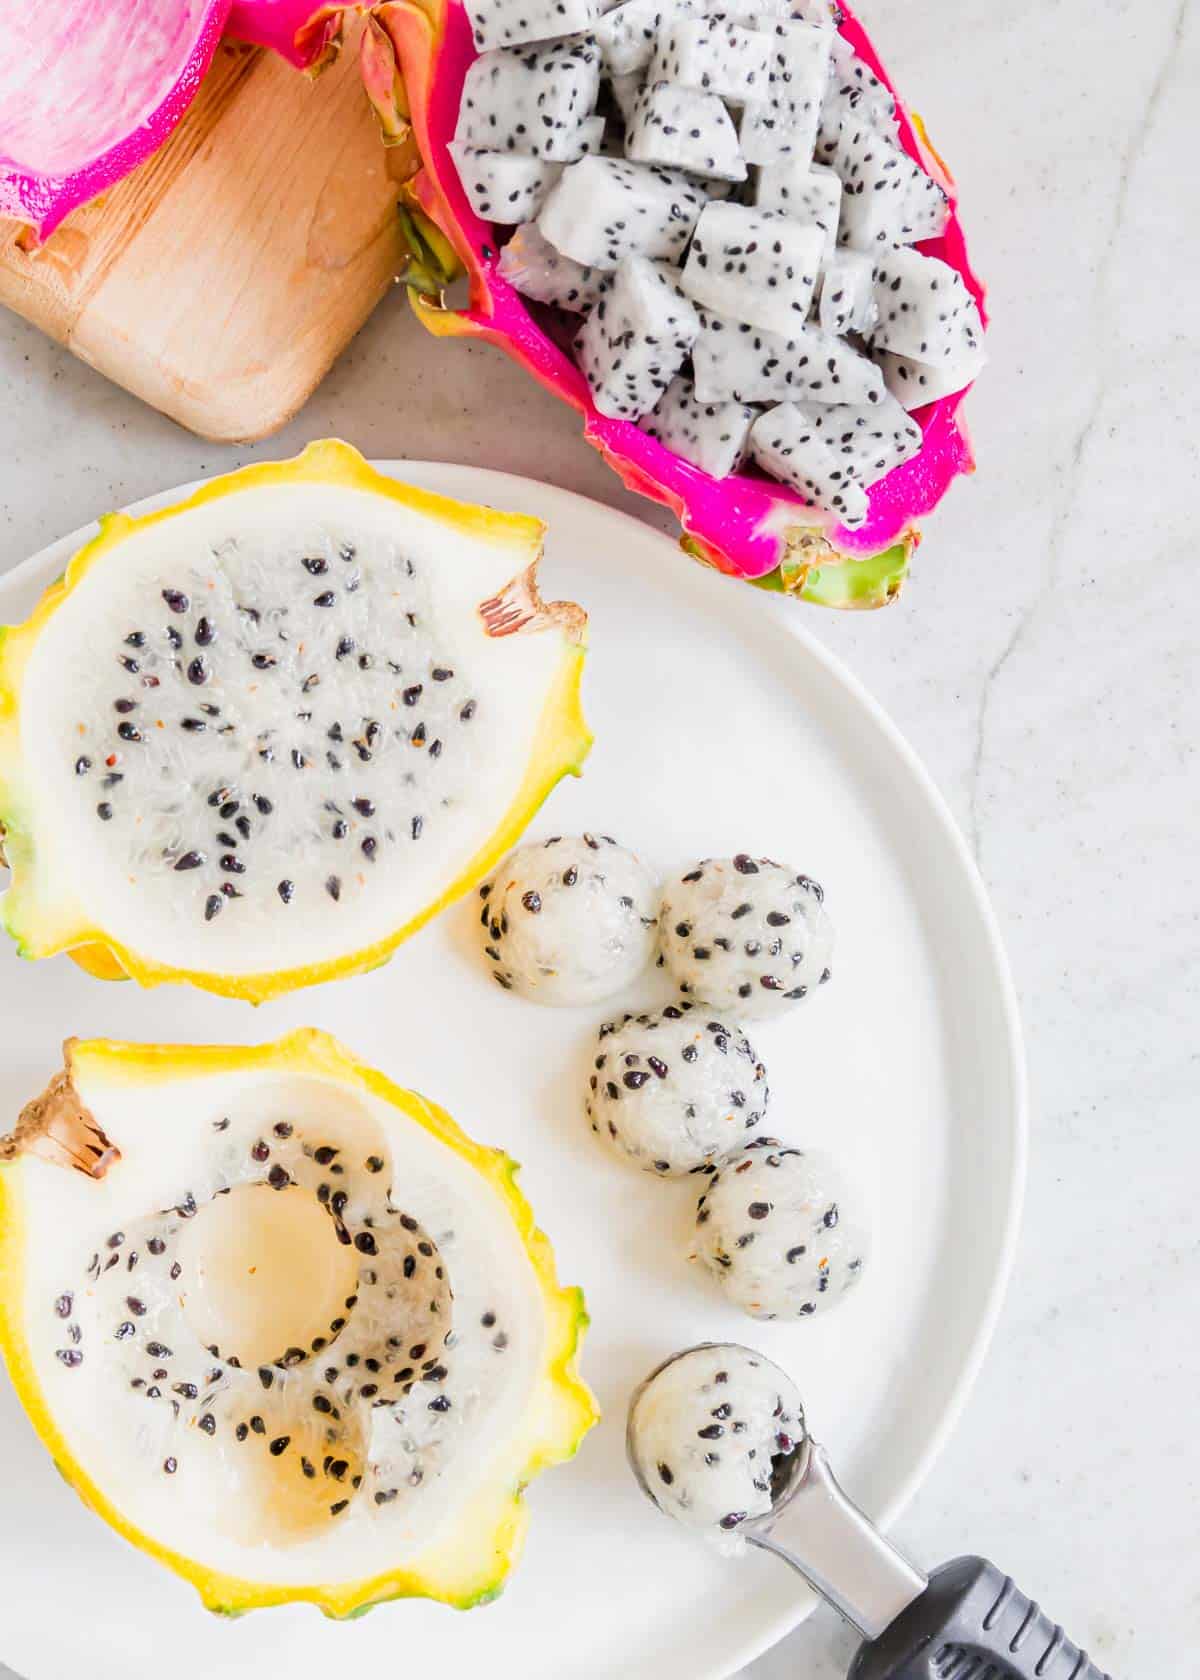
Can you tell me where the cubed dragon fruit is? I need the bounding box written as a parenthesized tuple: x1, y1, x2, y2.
(834, 121, 945, 249)
(498, 222, 606, 309)
(595, 0, 686, 74)
(649, 17, 772, 104)
(815, 41, 898, 166)
(803, 393, 922, 485)
(817, 246, 877, 334)
(449, 145, 564, 223)
(692, 309, 885, 406)
(609, 71, 645, 126)
(538, 155, 706, 268)
(876, 314, 988, 410)
(640, 375, 759, 477)
(375, 0, 986, 599)
(868, 247, 976, 361)
(625, 81, 746, 181)
(753, 161, 842, 266)
(680, 201, 824, 336)
(574, 257, 700, 417)
(738, 16, 833, 167)
(749, 405, 870, 525)
(454, 35, 602, 161)
(463, 0, 601, 50)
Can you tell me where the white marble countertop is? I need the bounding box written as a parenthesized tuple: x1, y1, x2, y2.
(1, 1, 1197, 1674)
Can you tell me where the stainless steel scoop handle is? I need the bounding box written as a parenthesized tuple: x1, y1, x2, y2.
(749, 1442, 1114, 1680)
(746, 1441, 926, 1640)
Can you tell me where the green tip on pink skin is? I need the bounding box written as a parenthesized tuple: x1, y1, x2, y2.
(391, 0, 986, 604)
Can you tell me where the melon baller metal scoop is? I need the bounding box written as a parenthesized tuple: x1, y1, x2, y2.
(627, 1346, 1114, 1680)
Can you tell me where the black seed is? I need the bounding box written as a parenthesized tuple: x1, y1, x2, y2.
(748, 1201, 770, 1219)
(335, 636, 355, 659)
(163, 1457, 178, 1474)
(460, 700, 476, 721)
(174, 850, 205, 872)
(267, 1165, 290, 1190)
(361, 836, 377, 861)
(720, 1511, 747, 1530)
(563, 865, 578, 886)
(187, 657, 208, 685)
(733, 855, 759, 874)
(428, 1395, 451, 1412)
(126, 1296, 146, 1316)
(302, 555, 328, 576)
(251, 1140, 270, 1162)
(114, 1321, 135, 1340)
(235, 1423, 249, 1441)
(148, 1237, 166, 1255)
(96, 802, 113, 820)
(313, 591, 336, 608)
(277, 879, 294, 904)
(313, 1394, 333, 1414)
(221, 854, 245, 874)
(116, 721, 141, 743)
(255, 794, 273, 815)
(269, 1436, 290, 1456)
(162, 589, 189, 613)
(250, 1415, 266, 1433)
(330, 1499, 349, 1515)
(623, 1070, 649, 1090)
(658, 1462, 674, 1485)
(698, 1423, 724, 1439)
(173, 1382, 198, 1399)
(258, 1367, 275, 1390)
(252, 652, 276, 670)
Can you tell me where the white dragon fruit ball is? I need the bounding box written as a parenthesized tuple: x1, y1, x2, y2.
(627, 1342, 806, 1548)
(478, 833, 658, 1005)
(657, 854, 833, 1019)
(586, 1002, 769, 1176)
(692, 1142, 868, 1320)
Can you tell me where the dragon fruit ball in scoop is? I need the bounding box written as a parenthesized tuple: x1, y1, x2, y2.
(692, 1142, 869, 1321)
(586, 1002, 769, 1177)
(479, 834, 659, 1005)
(657, 855, 833, 1019)
(627, 1342, 806, 1550)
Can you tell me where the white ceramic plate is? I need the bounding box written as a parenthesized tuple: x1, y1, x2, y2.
(0, 465, 1025, 1680)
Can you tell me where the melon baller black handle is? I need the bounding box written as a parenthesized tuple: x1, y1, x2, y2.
(746, 1445, 1114, 1680)
(846, 1556, 1113, 1680)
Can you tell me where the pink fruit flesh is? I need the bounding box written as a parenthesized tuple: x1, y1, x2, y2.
(381, 0, 986, 589)
(0, 0, 228, 241)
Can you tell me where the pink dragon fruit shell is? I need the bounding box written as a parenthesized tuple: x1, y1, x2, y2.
(0, 0, 349, 245)
(0, 0, 229, 242)
(372, 0, 987, 606)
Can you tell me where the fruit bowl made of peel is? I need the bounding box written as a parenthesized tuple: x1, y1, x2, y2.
(364, 0, 988, 606)
(0, 440, 591, 1001)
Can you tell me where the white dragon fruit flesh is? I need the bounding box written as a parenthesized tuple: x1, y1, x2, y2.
(815, 37, 898, 164)
(817, 246, 878, 335)
(649, 16, 772, 104)
(752, 159, 841, 265)
(586, 1002, 769, 1176)
(692, 1142, 869, 1319)
(833, 121, 946, 249)
(574, 256, 700, 417)
(594, 0, 684, 74)
(479, 833, 659, 1004)
(868, 247, 978, 362)
(680, 201, 823, 337)
(877, 314, 988, 410)
(455, 35, 602, 162)
(692, 309, 885, 406)
(609, 70, 645, 126)
(628, 1343, 807, 1550)
(498, 222, 606, 310)
(749, 404, 870, 524)
(658, 854, 834, 1016)
(449, 145, 564, 223)
(538, 154, 705, 268)
(625, 80, 746, 181)
(640, 374, 758, 477)
(464, 0, 601, 51)
(802, 393, 922, 486)
(738, 16, 832, 167)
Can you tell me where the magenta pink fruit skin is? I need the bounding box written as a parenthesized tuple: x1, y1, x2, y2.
(0, 1, 230, 243)
(418, 0, 987, 579)
(226, 0, 343, 66)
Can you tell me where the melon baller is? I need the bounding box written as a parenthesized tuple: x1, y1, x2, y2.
(627, 1346, 1114, 1680)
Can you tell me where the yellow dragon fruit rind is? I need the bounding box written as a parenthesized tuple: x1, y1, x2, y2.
(379, 0, 987, 604)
